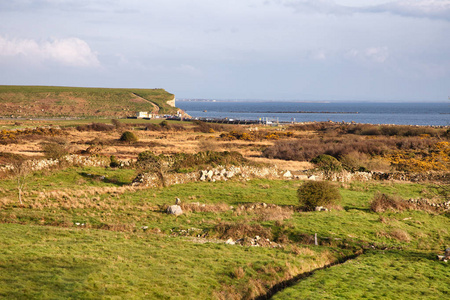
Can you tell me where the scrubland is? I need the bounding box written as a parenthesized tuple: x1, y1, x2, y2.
(0, 118, 449, 299)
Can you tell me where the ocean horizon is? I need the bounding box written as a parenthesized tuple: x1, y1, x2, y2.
(177, 100, 450, 126)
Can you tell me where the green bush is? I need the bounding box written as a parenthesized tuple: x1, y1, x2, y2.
(136, 150, 248, 173)
(297, 181, 341, 211)
(311, 154, 342, 173)
(119, 131, 138, 142)
(109, 155, 120, 168)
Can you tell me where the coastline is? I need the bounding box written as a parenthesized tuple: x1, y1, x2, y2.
(176, 101, 450, 127)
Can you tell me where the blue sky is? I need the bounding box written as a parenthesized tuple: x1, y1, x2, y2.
(0, 0, 449, 101)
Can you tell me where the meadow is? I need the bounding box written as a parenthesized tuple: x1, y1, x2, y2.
(0, 103, 449, 299)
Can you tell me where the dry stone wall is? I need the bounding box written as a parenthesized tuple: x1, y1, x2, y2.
(0, 154, 109, 173)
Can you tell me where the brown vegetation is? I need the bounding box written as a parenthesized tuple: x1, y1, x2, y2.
(0, 119, 448, 176)
(369, 192, 413, 212)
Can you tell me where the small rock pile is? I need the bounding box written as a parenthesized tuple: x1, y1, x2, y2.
(407, 198, 450, 211)
(225, 236, 280, 248)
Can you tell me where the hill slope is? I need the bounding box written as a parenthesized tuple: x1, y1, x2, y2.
(0, 85, 177, 118)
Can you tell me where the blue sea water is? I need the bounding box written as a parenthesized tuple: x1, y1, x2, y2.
(176, 101, 450, 126)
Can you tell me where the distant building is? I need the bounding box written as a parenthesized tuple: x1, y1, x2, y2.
(136, 112, 152, 118)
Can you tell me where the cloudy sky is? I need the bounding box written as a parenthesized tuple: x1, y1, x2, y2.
(0, 0, 449, 101)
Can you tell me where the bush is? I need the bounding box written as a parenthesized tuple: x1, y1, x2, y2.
(262, 137, 389, 162)
(136, 150, 249, 173)
(369, 192, 411, 212)
(41, 138, 69, 160)
(297, 181, 341, 211)
(119, 131, 138, 142)
(311, 154, 342, 173)
(111, 119, 127, 130)
(109, 155, 120, 168)
(76, 123, 115, 132)
(194, 121, 230, 133)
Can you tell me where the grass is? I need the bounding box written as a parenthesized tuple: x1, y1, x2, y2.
(272, 250, 449, 299)
(0, 223, 344, 299)
(0, 85, 177, 118)
(0, 166, 448, 299)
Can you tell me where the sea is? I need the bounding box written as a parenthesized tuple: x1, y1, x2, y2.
(176, 101, 450, 126)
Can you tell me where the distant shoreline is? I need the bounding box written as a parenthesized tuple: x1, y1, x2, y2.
(230, 111, 359, 114)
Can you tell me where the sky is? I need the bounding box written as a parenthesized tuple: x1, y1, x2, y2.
(0, 0, 449, 101)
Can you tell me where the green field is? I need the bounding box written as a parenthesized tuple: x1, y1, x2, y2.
(0, 85, 177, 118)
(0, 165, 448, 299)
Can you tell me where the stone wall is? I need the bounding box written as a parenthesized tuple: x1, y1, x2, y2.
(0, 154, 109, 173)
(132, 165, 449, 188)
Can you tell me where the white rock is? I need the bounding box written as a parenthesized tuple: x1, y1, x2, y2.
(225, 238, 235, 245)
(167, 205, 183, 216)
(283, 171, 292, 178)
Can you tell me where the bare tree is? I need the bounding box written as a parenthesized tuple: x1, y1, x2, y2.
(136, 151, 174, 187)
(9, 156, 30, 205)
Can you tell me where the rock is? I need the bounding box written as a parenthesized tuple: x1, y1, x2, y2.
(225, 238, 235, 245)
(315, 206, 328, 212)
(175, 197, 181, 205)
(200, 170, 208, 181)
(283, 171, 292, 178)
(225, 171, 235, 178)
(167, 205, 183, 216)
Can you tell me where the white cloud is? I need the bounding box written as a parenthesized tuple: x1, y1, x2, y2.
(0, 36, 100, 67)
(346, 47, 389, 63)
(278, 0, 450, 21)
(362, 0, 450, 21)
(311, 50, 328, 60)
(280, 0, 352, 14)
(365, 47, 389, 63)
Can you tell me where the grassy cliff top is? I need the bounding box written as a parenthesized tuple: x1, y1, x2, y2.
(0, 85, 177, 118)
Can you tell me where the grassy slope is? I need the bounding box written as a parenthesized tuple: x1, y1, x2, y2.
(0, 85, 177, 118)
(0, 224, 346, 299)
(0, 167, 449, 299)
(273, 250, 449, 299)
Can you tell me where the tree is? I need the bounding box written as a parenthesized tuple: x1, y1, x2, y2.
(9, 155, 30, 205)
(41, 139, 70, 160)
(136, 151, 173, 187)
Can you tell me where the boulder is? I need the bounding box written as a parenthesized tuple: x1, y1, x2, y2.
(315, 206, 328, 212)
(283, 171, 292, 178)
(167, 205, 183, 216)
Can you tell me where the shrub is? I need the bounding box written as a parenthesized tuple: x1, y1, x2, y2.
(339, 151, 370, 172)
(109, 155, 120, 168)
(262, 137, 389, 162)
(41, 138, 69, 160)
(311, 154, 342, 173)
(297, 181, 341, 211)
(369, 192, 411, 212)
(136, 150, 249, 173)
(76, 123, 115, 132)
(111, 119, 126, 130)
(389, 229, 411, 242)
(119, 131, 138, 142)
(193, 121, 229, 133)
